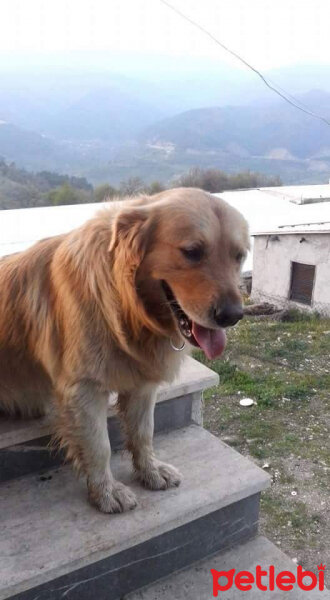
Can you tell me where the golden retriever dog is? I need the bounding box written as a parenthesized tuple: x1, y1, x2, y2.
(0, 188, 249, 513)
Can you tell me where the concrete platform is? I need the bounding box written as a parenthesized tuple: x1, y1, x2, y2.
(0, 393, 200, 483)
(0, 357, 219, 482)
(127, 536, 330, 599)
(0, 357, 218, 482)
(0, 425, 269, 600)
(0, 356, 217, 449)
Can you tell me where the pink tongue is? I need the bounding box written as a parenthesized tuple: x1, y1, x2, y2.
(192, 322, 227, 359)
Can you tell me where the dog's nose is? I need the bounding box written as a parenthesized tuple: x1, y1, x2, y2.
(213, 301, 244, 327)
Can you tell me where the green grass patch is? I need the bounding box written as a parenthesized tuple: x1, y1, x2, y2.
(261, 492, 323, 549)
(279, 308, 321, 323)
(196, 351, 318, 407)
(199, 314, 330, 565)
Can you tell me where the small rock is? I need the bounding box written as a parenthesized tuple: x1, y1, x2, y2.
(222, 436, 239, 444)
(239, 398, 255, 407)
(291, 491, 297, 496)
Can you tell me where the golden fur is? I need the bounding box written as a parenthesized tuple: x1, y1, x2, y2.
(0, 188, 249, 512)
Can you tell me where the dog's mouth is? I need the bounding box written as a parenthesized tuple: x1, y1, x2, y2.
(161, 281, 227, 359)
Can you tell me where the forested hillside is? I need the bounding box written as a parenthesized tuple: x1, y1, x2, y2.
(0, 160, 281, 210)
(0, 160, 93, 209)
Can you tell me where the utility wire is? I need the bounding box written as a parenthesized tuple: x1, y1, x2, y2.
(159, 0, 330, 127)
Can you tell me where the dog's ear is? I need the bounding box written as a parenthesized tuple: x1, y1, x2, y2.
(109, 206, 164, 338)
(109, 207, 155, 263)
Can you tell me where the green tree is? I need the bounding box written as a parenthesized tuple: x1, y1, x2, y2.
(94, 183, 118, 202)
(145, 181, 165, 195)
(48, 183, 82, 206)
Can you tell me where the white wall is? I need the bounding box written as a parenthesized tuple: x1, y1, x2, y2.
(251, 233, 330, 314)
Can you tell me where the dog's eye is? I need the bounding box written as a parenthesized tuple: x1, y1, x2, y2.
(181, 245, 204, 262)
(236, 251, 244, 263)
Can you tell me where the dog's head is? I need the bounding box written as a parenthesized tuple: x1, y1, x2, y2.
(109, 188, 249, 359)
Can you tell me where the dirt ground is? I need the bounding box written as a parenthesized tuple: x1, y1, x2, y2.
(195, 311, 330, 584)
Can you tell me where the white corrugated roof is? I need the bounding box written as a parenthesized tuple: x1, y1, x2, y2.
(258, 183, 330, 204)
(214, 186, 330, 270)
(0, 202, 116, 257)
(1, 185, 330, 273)
(253, 222, 330, 236)
(215, 187, 330, 232)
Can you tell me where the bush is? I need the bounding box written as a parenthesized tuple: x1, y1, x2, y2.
(172, 167, 281, 193)
(94, 183, 118, 202)
(144, 181, 165, 195)
(119, 177, 145, 196)
(48, 183, 89, 206)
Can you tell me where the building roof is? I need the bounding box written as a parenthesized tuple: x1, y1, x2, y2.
(252, 222, 330, 236)
(0, 201, 115, 257)
(214, 185, 330, 270)
(215, 186, 330, 233)
(1, 184, 330, 273)
(257, 183, 330, 205)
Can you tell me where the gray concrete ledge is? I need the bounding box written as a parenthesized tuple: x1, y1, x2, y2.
(0, 393, 197, 483)
(127, 536, 330, 599)
(0, 425, 269, 599)
(8, 495, 260, 600)
(0, 357, 218, 450)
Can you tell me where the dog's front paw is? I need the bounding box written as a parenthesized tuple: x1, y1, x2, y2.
(138, 460, 182, 491)
(88, 479, 137, 513)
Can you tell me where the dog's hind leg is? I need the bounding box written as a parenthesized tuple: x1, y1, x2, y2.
(54, 378, 137, 513)
(118, 385, 182, 490)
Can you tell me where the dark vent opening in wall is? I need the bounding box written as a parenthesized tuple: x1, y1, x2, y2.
(290, 262, 315, 305)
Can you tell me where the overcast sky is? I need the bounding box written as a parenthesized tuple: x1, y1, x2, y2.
(1, 0, 330, 71)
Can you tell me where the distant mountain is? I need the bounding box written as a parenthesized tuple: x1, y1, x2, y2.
(0, 69, 170, 141)
(0, 120, 120, 173)
(266, 65, 330, 98)
(139, 90, 330, 160)
(0, 122, 59, 163)
(2, 60, 330, 143)
(44, 87, 164, 142)
(0, 121, 111, 172)
(0, 90, 52, 133)
(1, 64, 330, 187)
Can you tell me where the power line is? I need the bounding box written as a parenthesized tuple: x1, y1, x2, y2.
(159, 0, 330, 128)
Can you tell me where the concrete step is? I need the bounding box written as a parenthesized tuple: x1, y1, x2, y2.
(0, 357, 217, 482)
(0, 424, 269, 600)
(126, 536, 330, 599)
